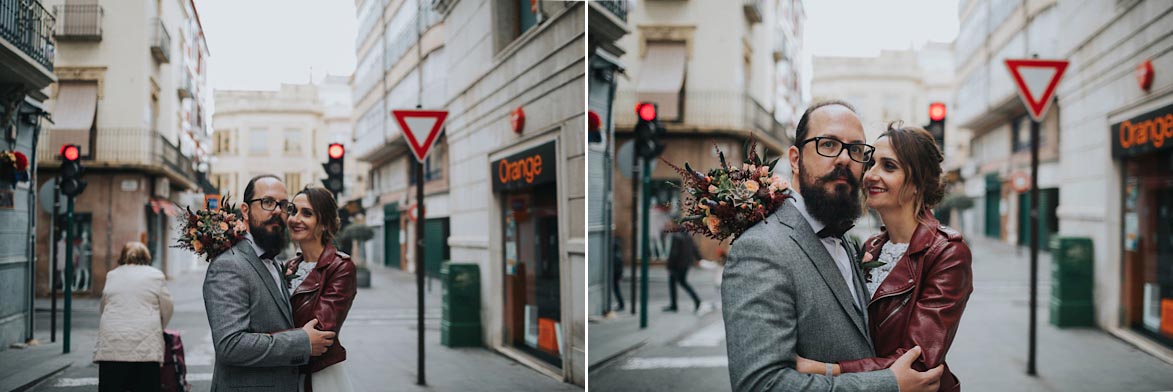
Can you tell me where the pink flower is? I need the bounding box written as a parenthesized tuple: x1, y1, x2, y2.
(759, 166, 769, 176)
(704, 215, 721, 234)
(708, 185, 719, 193)
(769, 176, 789, 192)
(219, 222, 229, 231)
(862, 252, 874, 263)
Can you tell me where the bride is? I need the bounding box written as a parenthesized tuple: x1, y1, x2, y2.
(283, 186, 358, 391)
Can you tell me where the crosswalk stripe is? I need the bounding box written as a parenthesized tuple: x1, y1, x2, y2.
(621, 356, 728, 370)
(50, 374, 214, 387)
(677, 320, 725, 347)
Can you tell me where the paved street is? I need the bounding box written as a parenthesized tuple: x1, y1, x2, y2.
(589, 235, 1173, 392)
(24, 264, 578, 391)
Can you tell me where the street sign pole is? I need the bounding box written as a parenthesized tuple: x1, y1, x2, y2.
(393, 106, 446, 387)
(1005, 56, 1067, 377)
(415, 158, 426, 386)
(1027, 118, 1040, 376)
(63, 196, 73, 354)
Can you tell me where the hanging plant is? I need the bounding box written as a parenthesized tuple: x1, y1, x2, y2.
(0, 150, 29, 187)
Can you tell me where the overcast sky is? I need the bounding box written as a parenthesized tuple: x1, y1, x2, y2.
(804, 0, 960, 57)
(197, 0, 358, 91)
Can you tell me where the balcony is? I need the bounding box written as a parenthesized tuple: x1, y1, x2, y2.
(0, 0, 56, 74)
(615, 90, 791, 150)
(743, 0, 763, 24)
(37, 128, 197, 190)
(150, 18, 169, 63)
(53, 4, 101, 41)
(597, 0, 627, 22)
(177, 75, 193, 98)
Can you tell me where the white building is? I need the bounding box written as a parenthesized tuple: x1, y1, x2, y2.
(35, 0, 211, 288)
(1053, 0, 1173, 362)
(210, 76, 361, 204)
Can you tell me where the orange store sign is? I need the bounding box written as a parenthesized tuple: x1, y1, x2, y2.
(1113, 103, 1173, 159)
(492, 141, 556, 191)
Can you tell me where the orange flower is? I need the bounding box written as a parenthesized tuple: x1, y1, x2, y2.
(192, 240, 204, 253)
(744, 180, 760, 192)
(219, 222, 229, 231)
(704, 215, 721, 234)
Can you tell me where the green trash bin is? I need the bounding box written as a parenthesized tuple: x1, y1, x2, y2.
(441, 262, 483, 347)
(1049, 237, 1094, 327)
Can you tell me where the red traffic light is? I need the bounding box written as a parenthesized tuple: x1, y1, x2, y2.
(327, 143, 345, 159)
(61, 144, 80, 161)
(929, 102, 946, 122)
(636, 102, 657, 122)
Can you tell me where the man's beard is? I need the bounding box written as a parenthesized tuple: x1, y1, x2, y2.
(249, 213, 288, 256)
(798, 155, 863, 226)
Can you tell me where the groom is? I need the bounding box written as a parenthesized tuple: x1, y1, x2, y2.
(722, 101, 942, 391)
(204, 174, 335, 391)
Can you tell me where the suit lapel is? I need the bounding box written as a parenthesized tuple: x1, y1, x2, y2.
(778, 203, 870, 342)
(239, 242, 294, 325)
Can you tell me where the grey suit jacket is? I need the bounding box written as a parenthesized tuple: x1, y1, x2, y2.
(203, 240, 309, 391)
(722, 202, 898, 391)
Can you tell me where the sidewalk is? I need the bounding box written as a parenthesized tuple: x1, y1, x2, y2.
(949, 235, 1173, 391)
(4, 261, 579, 391)
(588, 264, 722, 372)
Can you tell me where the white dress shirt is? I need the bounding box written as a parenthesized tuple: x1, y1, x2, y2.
(788, 192, 862, 310)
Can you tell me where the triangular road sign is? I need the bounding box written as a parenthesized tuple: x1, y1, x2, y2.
(1005, 59, 1069, 121)
(392, 109, 448, 162)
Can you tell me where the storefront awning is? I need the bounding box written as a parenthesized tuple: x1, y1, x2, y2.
(50, 82, 98, 156)
(636, 42, 687, 121)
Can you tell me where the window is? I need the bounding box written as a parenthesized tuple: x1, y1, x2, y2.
(214, 130, 233, 154)
(494, 0, 541, 53)
(250, 128, 268, 155)
(285, 172, 302, 194)
(284, 129, 303, 155)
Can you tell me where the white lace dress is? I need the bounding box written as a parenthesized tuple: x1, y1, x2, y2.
(289, 260, 355, 392)
(865, 242, 909, 297)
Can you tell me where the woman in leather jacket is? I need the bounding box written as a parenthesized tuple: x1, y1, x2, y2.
(796, 122, 973, 391)
(283, 186, 358, 392)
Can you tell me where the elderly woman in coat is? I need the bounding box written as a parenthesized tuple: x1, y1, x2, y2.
(94, 242, 173, 392)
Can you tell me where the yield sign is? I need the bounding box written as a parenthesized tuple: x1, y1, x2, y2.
(1005, 59, 1069, 121)
(392, 109, 448, 162)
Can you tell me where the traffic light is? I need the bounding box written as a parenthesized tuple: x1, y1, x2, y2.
(321, 143, 345, 194)
(634, 102, 665, 160)
(60, 144, 87, 197)
(926, 102, 946, 154)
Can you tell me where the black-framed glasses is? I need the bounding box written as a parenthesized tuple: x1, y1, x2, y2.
(245, 197, 294, 215)
(797, 137, 875, 163)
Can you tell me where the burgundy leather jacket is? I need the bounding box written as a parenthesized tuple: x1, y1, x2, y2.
(838, 213, 973, 392)
(284, 245, 357, 389)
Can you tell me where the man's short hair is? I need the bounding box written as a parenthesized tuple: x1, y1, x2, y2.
(243, 174, 281, 203)
(794, 100, 858, 144)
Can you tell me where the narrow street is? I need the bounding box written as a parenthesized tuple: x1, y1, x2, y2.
(589, 236, 1173, 391)
(28, 265, 575, 391)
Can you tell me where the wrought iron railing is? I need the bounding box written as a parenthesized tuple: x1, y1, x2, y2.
(36, 128, 195, 181)
(0, 0, 56, 71)
(598, 0, 628, 22)
(150, 18, 169, 63)
(53, 4, 101, 40)
(615, 90, 790, 143)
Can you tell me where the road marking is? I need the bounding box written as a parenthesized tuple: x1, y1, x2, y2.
(677, 320, 725, 347)
(51, 373, 213, 387)
(621, 356, 728, 370)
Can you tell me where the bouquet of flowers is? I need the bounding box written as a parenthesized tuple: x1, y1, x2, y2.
(666, 140, 792, 243)
(174, 195, 248, 261)
(0, 150, 30, 186)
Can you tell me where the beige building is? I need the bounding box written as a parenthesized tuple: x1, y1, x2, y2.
(351, 0, 585, 385)
(210, 76, 362, 205)
(34, 0, 211, 293)
(610, 0, 800, 263)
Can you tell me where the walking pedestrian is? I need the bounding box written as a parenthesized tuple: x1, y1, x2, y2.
(663, 221, 703, 313)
